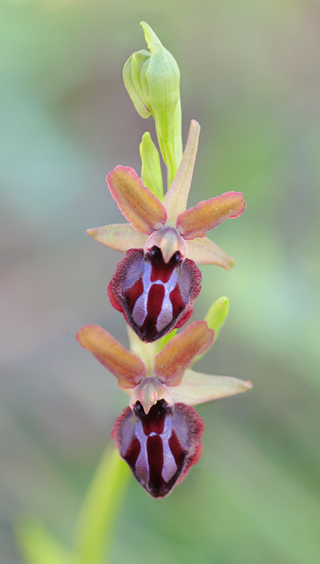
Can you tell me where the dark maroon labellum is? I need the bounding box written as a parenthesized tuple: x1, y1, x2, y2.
(108, 247, 202, 342)
(112, 400, 204, 498)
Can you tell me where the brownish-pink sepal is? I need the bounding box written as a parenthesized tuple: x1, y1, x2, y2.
(186, 237, 235, 269)
(76, 324, 146, 389)
(163, 120, 200, 225)
(87, 224, 148, 252)
(154, 321, 214, 387)
(169, 369, 253, 406)
(107, 166, 167, 235)
(177, 191, 246, 240)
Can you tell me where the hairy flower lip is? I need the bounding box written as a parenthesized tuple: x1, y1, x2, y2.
(111, 400, 204, 498)
(107, 248, 202, 343)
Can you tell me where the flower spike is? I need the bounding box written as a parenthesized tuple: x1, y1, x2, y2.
(77, 21, 251, 501)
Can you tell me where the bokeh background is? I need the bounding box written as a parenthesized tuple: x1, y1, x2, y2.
(1, 0, 320, 562)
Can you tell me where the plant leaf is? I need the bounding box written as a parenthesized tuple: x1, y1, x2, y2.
(74, 447, 131, 564)
(15, 519, 73, 564)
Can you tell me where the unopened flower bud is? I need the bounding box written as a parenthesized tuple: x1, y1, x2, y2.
(123, 22, 182, 185)
(124, 22, 180, 138)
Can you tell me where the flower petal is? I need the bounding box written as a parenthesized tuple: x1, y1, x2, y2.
(186, 237, 235, 269)
(108, 249, 202, 343)
(170, 369, 253, 406)
(154, 321, 214, 386)
(107, 166, 167, 235)
(177, 192, 246, 239)
(163, 120, 200, 225)
(112, 401, 204, 498)
(76, 324, 146, 389)
(87, 224, 148, 252)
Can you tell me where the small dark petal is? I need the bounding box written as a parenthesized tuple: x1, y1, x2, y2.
(111, 401, 204, 498)
(108, 248, 202, 343)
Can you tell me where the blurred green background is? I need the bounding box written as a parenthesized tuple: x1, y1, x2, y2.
(1, 0, 320, 562)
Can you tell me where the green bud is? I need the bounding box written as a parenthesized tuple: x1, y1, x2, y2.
(204, 297, 229, 341)
(123, 21, 183, 187)
(139, 22, 180, 142)
(140, 132, 164, 201)
(193, 297, 229, 366)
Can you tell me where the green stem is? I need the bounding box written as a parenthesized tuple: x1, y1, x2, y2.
(73, 447, 131, 564)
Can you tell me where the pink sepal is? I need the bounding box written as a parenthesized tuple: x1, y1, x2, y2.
(177, 191, 246, 239)
(107, 166, 167, 235)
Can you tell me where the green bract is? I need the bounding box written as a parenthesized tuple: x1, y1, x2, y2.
(123, 21, 182, 186)
(140, 132, 164, 201)
(205, 296, 229, 340)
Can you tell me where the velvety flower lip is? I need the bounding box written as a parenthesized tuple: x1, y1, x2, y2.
(107, 248, 202, 343)
(76, 321, 252, 498)
(87, 120, 246, 342)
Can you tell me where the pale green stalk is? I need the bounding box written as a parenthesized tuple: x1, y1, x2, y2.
(73, 447, 130, 564)
(16, 448, 131, 564)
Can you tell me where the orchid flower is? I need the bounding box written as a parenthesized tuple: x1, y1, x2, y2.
(88, 120, 246, 343)
(76, 320, 252, 498)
